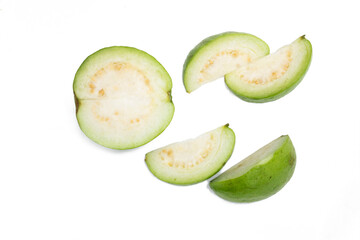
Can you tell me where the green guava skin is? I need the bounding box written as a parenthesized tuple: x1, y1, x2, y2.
(209, 136, 296, 203)
(225, 36, 312, 103)
(183, 32, 270, 93)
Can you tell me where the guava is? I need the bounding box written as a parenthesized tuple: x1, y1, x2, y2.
(225, 36, 312, 102)
(145, 124, 235, 185)
(73, 46, 174, 149)
(209, 135, 296, 202)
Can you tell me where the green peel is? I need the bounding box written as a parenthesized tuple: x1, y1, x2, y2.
(209, 135, 296, 202)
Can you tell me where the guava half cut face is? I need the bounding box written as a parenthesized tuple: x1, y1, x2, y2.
(225, 36, 312, 102)
(209, 135, 296, 203)
(73, 47, 174, 150)
(183, 32, 270, 93)
(145, 125, 235, 185)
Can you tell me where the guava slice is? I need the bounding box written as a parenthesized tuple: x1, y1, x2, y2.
(183, 32, 270, 93)
(209, 135, 296, 203)
(73, 46, 174, 149)
(145, 124, 235, 185)
(225, 36, 312, 102)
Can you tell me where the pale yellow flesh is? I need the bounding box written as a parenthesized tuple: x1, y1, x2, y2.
(81, 62, 161, 124)
(154, 129, 222, 170)
(195, 47, 255, 86)
(76, 61, 172, 148)
(236, 46, 293, 86)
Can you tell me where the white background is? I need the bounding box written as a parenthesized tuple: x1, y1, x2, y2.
(1, 0, 359, 239)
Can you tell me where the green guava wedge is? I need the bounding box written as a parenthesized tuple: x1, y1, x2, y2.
(209, 135, 296, 203)
(225, 36, 312, 102)
(183, 32, 270, 93)
(145, 124, 235, 185)
(73, 46, 174, 150)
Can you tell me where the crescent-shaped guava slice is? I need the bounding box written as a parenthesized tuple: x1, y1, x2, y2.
(183, 32, 270, 93)
(145, 125, 235, 185)
(225, 36, 312, 102)
(209, 135, 296, 203)
(73, 46, 174, 149)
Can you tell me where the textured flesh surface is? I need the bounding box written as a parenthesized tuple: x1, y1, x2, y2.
(145, 125, 235, 185)
(225, 36, 312, 102)
(183, 32, 270, 93)
(209, 135, 296, 202)
(74, 47, 174, 149)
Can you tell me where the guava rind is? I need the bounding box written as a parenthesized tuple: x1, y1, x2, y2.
(225, 36, 312, 103)
(183, 32, 270, 93)
(209, 135, 296, 202)
(145, 125, 235, 185)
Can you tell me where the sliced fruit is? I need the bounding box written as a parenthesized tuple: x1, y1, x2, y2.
(145, 124, 235, 185)
(225, 36, 312, 102)
(183, 32, 270, 93)
(209, 135, 296, 203)
(73, 46, 174, 149)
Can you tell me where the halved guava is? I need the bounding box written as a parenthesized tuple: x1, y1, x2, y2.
(73, 46, 174, 150)
(183, 32, 270, 93)
(145, 124, 235, 185)
(225, 36, 312, 102)
(209, 135, 296, 203)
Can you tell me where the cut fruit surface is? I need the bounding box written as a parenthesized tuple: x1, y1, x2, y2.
(145, 125, 235, 185)
(209, 135, 296, 203)
(73, 46, 174, 149)
(225, 36, 312, 102)
(183, 32, 270, 93)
